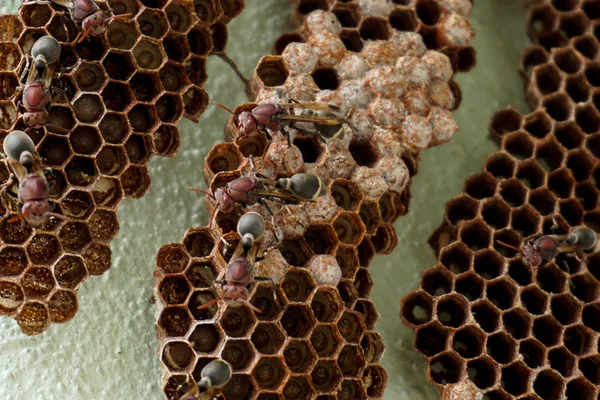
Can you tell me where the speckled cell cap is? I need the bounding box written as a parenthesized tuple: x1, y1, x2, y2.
(154, 4, 474, 399)
(0, 0, 244, 335)
(402, 2, 600, 398)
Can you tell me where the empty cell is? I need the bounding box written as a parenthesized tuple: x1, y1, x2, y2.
(221, 374, 256, 400)
(436, 294, 468, 328)
(312, 68, 339, 90)
(548, 168, 575, 198)
(353, 299, 379, 330)
(183, 228, 215, 258)
(543, 93, 573, 122)
(539, 31, 569, 51)
(520, 337, 547, 369)
(185, 56, 208, 87)
(401, 290, 433, 326)
(587, 133, 600, 159)
(564, 324, 595, 355)
(102, 51, 136, 81)
(71, 126, 101, 155)
(362, 331, 385, 364)
(348, 139, 379, 167)
(582, 302, 600, 332)
(533, 315, 564, 347)
(250, 285, 283, 321)
(548, 346, 576, 378)
(353, 268, 373, 298)
(533, 369, 565, 400)
(252, 323, 285, 355)
(293, 135, 323, 163)
(585, 62, 600, 87)
(504, 132, 534, 160)
(560, 198, 584, 226)
(440, 242, 472, 274)
(475, 250, 506, 281)
(566, 75, 591, 104)
(560, 11, 589, 39)
(58, 222, 92, 252)
(521, 46, 549, 77)
(339, 29, 363, 52)
(487, 332, 517, 364)
(91, 176, 123, 208)
(501, 361, 531, 396)
(453, 325, 486, 359)
(256, 57, 288, 88)
(164, 33, 191, 63)
(512, 206, 541, 237)
(575, 35, 600, 60)
(159, 306, 192, 337)
(283, 376, 315, 400)
(415, 321, 449, 357)
(280, 305, 316, 338)
(185, 260, 218, 288)
(467, 356, 498, 389)
(490, 108, 522, 137)
(576, 105, 600, 134)
(570, 272, 600, 302)
(159, 276, 190, 305)
(73, 94, 104, 123)
(535, 64, 562, 95)
(485, 153, 516, 179)
(183, 86, 209, 121)
(455, 273, 484, 301)
(446, 195, 479, 226)
(159, 62, 188, 93)
(553, 48, 583, 74)
(499, 178, 527, 207)
(297, 0, 328, 14)
(210, 22, 228, 53)
(536, 141, 564, 174)
(528, 4, 558, 33)
(312, 360, 343, 393)
(460, 221, 491, 251)
(125, 135, 151, 165)
(537, 264, 567, 294)
(128, 104, 157, 133)
(580, 354, 600, 384)
(583, 211, 600, 233)
(472, 299, 501, 333)
(74, 62, 106, 92)
(363, 365, 387, 397)
(421, 268, 453, 297)
(65, 156, 98, 186)
(359, 17, 391, 41)
(337, 311, 365, 344)
(101, 82, 133, 112)
(465, 173, 497, 199)
(358, 201, 382, 235)
(336, 245, 359, 280)
(428, 352, 464, 385)
(522, 285, 550, 315)
(389, 7, 418, 32)
(371, 223, 397, 255)
(529, 187, 557, 216)
(566, 378, 597, 400)
(338, 345, 364, 378)
(516, 160, 546, 189)
(311, 288, 342, 324)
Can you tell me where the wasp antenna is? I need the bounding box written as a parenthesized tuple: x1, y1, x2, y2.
(243, 299, 262, 314)
(197, 298, 219, 311)
(496, 240, 520, 251)
(188, 186, 213, 197)
(105, 13, 134, 23)
(213, 101, 235, 115)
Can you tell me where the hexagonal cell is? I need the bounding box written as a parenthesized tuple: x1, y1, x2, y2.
(125, 135, 152, 165)
(553, 46, 583, 73)
(336, 345, 364, 379)
(182, 228, 216, 259)
(58, 222, 92, 252)
(69, 126, 101, 156)
(20, 3, 52, 26)
(279, 238, 313, 268)
(455, 272, 484, 301)
(0, 279, 24, 312)
(155, 94, 183, 125)
(480, 198, 510, 230)
(388, 6, 418, 32)
(563, 324, 594, 356)
(533, 315, 564, 347)
(547, 346, 576, 379)
(466, 355, 498, 390)
(246, 323, 284, 358)
(255, 56, 288, 88)
(450, 324, 485, 360)
(310, 288, 343, 324)
(250, 284, 283, 321)
(186, 28, 211, 59)
(440, 242, 473, 274)
(332, 2, 361, 28)
(548, 168, 575, 199)
(186, 324, 222, 354)
(371, 223, 397, 255)
(528, 188, 557, 217)
(297, 0, 328, 14)
(435, 294, 468, 328)
(101, 81, 133, 112)
(0, 215, 33, 245)
(490, 108, 522, 137)
(280, 303, 317, 339)
(137, 8, 168, 39)
(158, 306, 192, 337)
(549, 293, 581, 326)
(223, 373, 258, 400)
(501, 361, 531, 396)
(421, 267, 452, 297)
(159, 276, 190, 305)
(566, 377, 597, 399)
(183, 86, 209, 121)
(543, 93, 573, 122)
(535, 63, 562, 95)
(378, 190, 405, 224)
(574, 35, 600, 61)
(91, 176, 123, 209)
(283, 376, 315, 400)
(465, 172, 498, 200)
(185, 259, 217, 288)
(414, 320, 449, 358)
(279, 339, 316, 376)
(459, 220, 491, 251)
(81, 243, 111, 276)
(65, 156, 97, 186)
(21, 267, 55, 299)
(474, 250, 504, 280)
(358, 16, 390, 42)
(54, 255, 87, 289)
(105, 20, 138, 50)
(428, 352, 464, 386)
(26, 234, 60, 265)
(102, 51, 136, 81)
(221, 339, 255, 372)
(471, 299, 501, 333)
(90, 208, 120, 242)
(165, 2, 195, 33)
(337, 311, 365, 344)
(329, 179, 362, 212)
(162, 341, 193, 370)
(498, 178, 527, 208)
(516, 160, 545, 190)
(311, 68, 340, 91)
(504, 132, 533, 161)
(130, 72, 163, 103)
(401, 290, 433, 327)
(210, 22, 228, 52)
(520, 286, 549, 318)
(73, 62, 105, 93)
(16, 301, 49, 335)
(252, 356, 286, 390)
(582, 302, 600, 333)
(128, 104, 158, 134)
(512, 207, 541, 238)
(218, 304, 255, 338)
(162, 32, 191, 63)
(339, 29, 364, 53)
(153, 124, 180, 157)
(354, 299, 378, 330)
(486, 332, 517, 364)
(517, 338, 546, 370)
(97, 115, 128, 146)
(570, 272, 599, 302)
(311, 360, 343, 393)
(446, 195, 479, 226)
(280, 267, 316, 304)
(311, 324, 342, 358)
(73, 94, 105, 124)
(533, 369, 565, 400)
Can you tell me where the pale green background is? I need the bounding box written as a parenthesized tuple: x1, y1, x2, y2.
(0, 1, 531, 399)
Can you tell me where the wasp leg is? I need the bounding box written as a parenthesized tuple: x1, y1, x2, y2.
(213, 52, 251, 99)
(254, 276, 281, 308)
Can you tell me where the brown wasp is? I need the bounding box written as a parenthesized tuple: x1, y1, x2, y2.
(26, 0, 133, 43)
(198, 212, 279, 314)
(178, 359, 232, 400)
(2, 131, 67, 227)
(214, 100, 350, 145)
(497, 226, 597, 270)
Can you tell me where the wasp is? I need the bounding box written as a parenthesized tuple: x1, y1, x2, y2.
(198, 212, 279, 314)
(2, 131, 67, 227)
(214, 100, 350, 145)
(497, 226, 597, 269)
(178, 359, 232, 400)
(26, 0, 133, 43)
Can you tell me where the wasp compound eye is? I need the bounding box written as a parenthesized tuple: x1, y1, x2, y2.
(4, 131, 36, 162)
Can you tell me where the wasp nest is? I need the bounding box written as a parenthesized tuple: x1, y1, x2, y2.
(401, 1, 600, 398)
(275, 0, 475, 73)
(0, 0, 244, 335)
(154, 6, 472, 398)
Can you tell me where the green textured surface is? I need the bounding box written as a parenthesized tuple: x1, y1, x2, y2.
(0, 1, 530, 399)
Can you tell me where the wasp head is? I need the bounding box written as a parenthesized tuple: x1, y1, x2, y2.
(214, 188, 235, 212)
(23, 110, 48, 128)
(237, 112, 257, 136)
(222, 284, 248, 301)
(22, 200, 53, 227)
(82, 11, 110, 36)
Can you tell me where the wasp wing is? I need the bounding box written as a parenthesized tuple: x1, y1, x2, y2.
(277, 114, 347, 126)
(253, 189, 315, 203)
(279, 102, 342, 113)
(47, 0, 71, 11)
(7, 159, 28, 183)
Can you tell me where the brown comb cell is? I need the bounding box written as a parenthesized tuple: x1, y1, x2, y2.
(0, 0, 245, 334)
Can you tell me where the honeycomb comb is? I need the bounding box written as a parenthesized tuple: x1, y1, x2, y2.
(0, 0, 244, 335)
